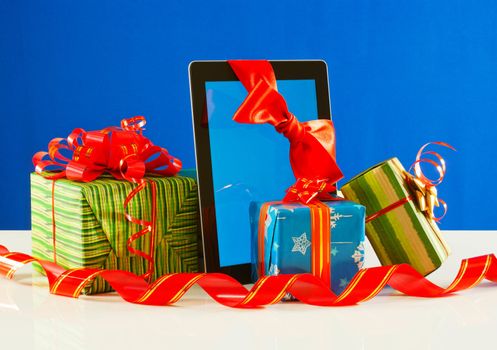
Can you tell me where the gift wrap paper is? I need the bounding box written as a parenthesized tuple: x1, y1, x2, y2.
(30, 173, 200, 294)
(341, 158, 450, 276)
(250, 200, 365, 295)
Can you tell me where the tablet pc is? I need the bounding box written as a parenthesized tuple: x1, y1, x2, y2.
(189, 60, 332, 283)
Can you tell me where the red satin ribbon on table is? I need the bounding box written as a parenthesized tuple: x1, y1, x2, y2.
(32, 116, 182, 280)
(1, 245, 497, 307)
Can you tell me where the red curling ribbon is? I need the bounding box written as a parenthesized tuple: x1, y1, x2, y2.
(33, 116, 182, 280)
(228, 60, 343, 200)
(410, 141, 455, 222)
(1, 245, 497, 308)
(51, 180, 57, 264)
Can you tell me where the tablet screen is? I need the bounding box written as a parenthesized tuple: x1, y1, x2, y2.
(206, 79, 318, 267)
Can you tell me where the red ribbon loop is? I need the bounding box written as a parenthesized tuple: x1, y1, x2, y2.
(121, 115, 146, 132)
(412, 141, 455, 186)
(33, 117, 181, 280)
(228, 60, 343, 202)
(408, 141, 456, 222)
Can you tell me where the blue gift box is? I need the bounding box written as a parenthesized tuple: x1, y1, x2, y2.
(249, 200, 366, 295)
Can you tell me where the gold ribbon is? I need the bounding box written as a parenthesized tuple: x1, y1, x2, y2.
(404, 171, 441, 220)
(404, 142, 455, 222)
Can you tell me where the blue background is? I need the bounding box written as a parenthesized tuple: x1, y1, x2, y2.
(206, 80, 317, 267)
(1, 0, 496, 229)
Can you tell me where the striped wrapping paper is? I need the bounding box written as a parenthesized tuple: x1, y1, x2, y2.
(341, 158, 450, 276)
(30, 173, 200, 294)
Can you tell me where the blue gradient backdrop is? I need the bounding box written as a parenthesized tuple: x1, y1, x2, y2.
(1, 0, 496, 229)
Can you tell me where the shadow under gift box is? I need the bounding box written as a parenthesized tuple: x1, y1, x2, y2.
(30, 171, 200, 294)
(341, 158, 450, 276)
(250, 200, 366, 295)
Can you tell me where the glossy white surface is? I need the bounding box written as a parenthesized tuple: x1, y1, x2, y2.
(0, 230, 496, 350)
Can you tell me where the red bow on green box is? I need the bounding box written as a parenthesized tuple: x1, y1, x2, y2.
(33, 116, 181, 183)
(32, 116, 182, 280)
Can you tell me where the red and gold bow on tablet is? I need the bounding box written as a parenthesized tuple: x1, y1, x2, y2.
(228, 60, 343, 202)
(32, 116, 182, 280)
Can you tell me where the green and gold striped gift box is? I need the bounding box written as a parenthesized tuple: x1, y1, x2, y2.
(341, 158, 450, 276)
(30, 172, 200, 294)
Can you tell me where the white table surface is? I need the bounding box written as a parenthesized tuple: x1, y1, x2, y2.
(0, 230, 496, 350)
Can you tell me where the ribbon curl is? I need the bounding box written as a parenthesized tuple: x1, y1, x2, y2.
(32, 116, 182, 280)
(406, 142, 455, 222)
(228, 60, 343, 202)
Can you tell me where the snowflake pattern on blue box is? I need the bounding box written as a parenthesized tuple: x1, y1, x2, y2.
(291, 232, 311, 255)
(352, 242, 365, 269)
(250, 200, 366, 295)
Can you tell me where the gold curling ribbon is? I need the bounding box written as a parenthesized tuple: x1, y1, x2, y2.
(403, 141, 455, 222)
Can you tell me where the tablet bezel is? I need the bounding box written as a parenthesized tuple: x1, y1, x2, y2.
(189, 60, 332, 283)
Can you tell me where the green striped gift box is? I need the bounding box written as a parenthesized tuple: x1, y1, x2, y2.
(341, 158, 450, 276)
(30, 172, 200, 294)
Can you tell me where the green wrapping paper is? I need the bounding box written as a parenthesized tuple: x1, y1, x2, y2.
(341, 157, 450, 276)
(30, 173, 200, 294)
